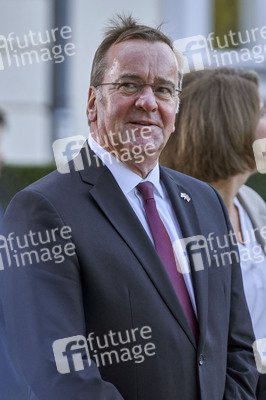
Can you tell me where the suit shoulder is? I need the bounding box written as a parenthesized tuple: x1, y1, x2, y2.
(237, 185, 266, 225)
(160, 166, 214, 192)
(238, 184, 266, 208)
(5, 166, 79, 216)
(160, 166, 227, 213)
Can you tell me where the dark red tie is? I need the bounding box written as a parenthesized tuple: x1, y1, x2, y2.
(137, 181, 199, 342)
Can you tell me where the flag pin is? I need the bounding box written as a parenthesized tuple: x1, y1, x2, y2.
(180, 192, 191, 202)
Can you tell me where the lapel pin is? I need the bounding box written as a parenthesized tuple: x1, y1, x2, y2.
(180, 192, 191, 202)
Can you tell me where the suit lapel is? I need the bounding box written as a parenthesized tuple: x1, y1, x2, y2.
(78, 145, 197, 346)
(160, 168, 209, 350)
(90, 168, 197, 346)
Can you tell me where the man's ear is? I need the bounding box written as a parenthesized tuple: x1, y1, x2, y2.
(171, 123, 175, 133)
(87, 87, 97, 122)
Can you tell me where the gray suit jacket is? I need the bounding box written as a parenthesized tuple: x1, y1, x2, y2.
(237, 184, 266, 252)
(237, 184, 266, 400)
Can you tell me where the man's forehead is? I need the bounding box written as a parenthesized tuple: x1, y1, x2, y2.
(104, 39, 179, 81)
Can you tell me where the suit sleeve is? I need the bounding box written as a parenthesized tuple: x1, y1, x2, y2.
(223, 255, 259, 399)
(0, 189, 124, 400)
(212, 191, 259, 400)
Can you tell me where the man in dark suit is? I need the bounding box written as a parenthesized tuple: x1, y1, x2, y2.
(0, 15, 258, 399)
(0, 110, 28, 400)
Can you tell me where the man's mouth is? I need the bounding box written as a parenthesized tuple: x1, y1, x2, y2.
(128, 121, 159, 126)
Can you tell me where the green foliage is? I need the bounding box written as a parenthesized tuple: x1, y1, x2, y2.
(0, 164, 56, 210)
(214, 0, 239, 48)
(0, 165, 264, 214)
(246, 173, 266, 201)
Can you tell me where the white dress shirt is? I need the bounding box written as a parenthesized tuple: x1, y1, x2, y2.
(234, 197, 266, 339)
(88, 135, 197, 315)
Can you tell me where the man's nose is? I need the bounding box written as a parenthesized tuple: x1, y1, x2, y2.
(134, 85, 158, 112)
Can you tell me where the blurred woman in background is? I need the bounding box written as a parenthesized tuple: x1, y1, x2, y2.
(160, 67, 266, 399)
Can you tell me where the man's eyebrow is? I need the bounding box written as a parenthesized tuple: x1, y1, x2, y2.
(118, 73, 143, 81)
(118, 74, 176, 88)
(154, 78, 175, 89)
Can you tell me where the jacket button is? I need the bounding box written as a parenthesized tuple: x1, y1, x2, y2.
(199, 354, 204, 366)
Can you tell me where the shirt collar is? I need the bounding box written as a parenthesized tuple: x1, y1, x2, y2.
(88, 135, 164, 198)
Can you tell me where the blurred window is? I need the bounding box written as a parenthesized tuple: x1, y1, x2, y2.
(214, 0, 239, 48)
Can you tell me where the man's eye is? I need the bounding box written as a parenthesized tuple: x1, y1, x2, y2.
(119, 82, 138, 90)
(155, 86, 172, 95)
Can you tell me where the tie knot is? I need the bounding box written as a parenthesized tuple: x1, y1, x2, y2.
(137, 181, 154, 201)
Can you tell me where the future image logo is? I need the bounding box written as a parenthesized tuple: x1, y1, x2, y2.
(0, 235, 11, 270)
(0, 226, 76, 270)
(253, 338, 266, 373)
(53, 335, 91, 374)
(52, 135, 87, 173)
(175, 226, 266, 273)
(253, 138, 266, 173)
(174, 35, 211, 73)
(175, 234, 212, 272)
(53, 326, 156, 374)
(174, 26, 266, 73)
(0, 26, 76, 71)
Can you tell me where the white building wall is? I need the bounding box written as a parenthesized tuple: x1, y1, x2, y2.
(159, 0, 213, 39)
(0, 0, 54, 164)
